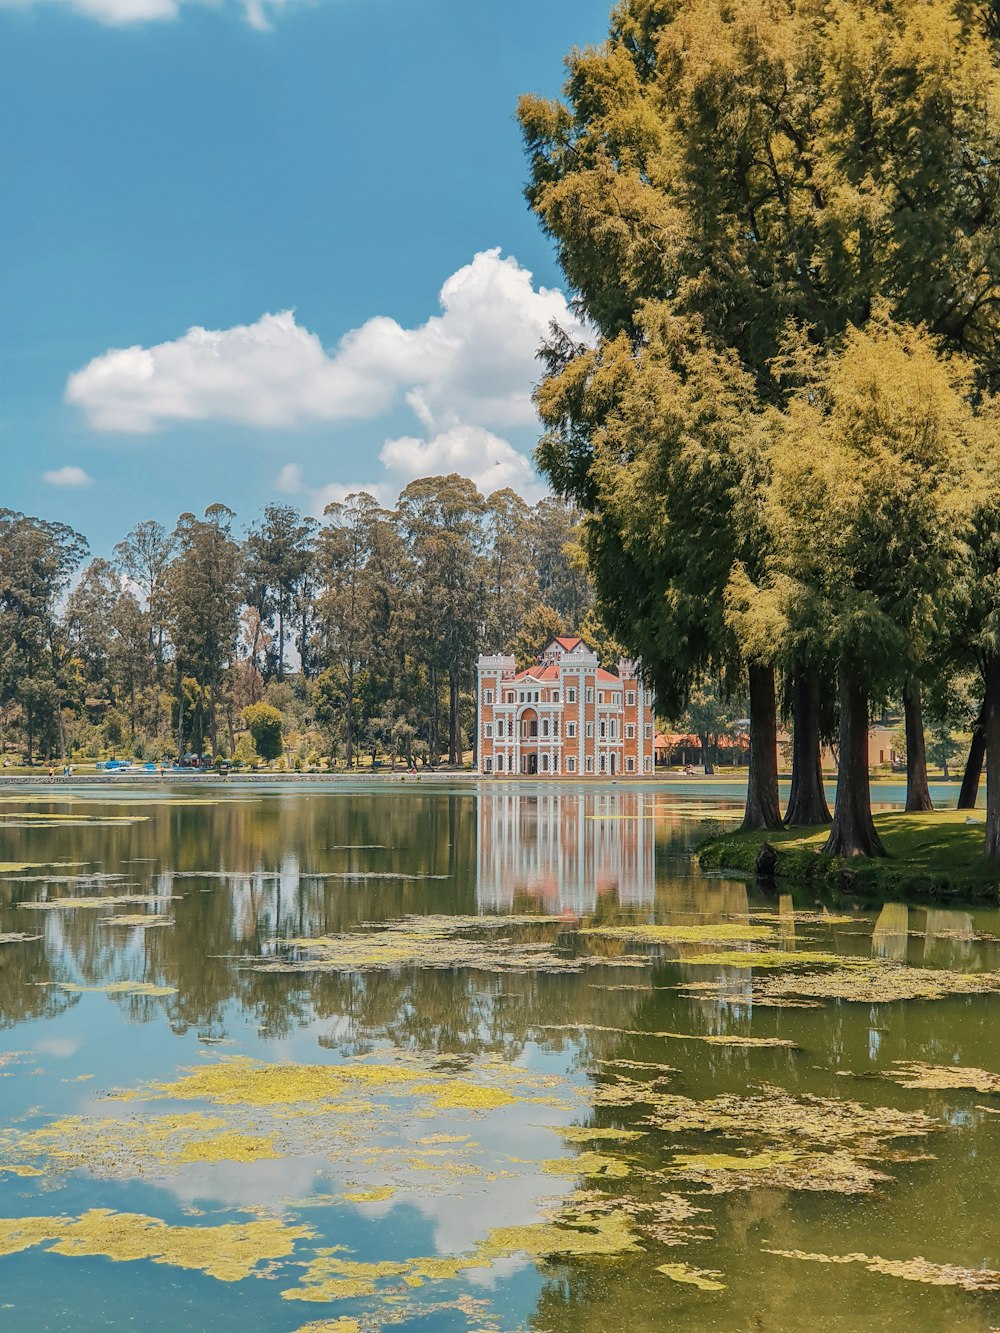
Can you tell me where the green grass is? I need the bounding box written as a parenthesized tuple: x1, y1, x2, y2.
(698, 809, 999, 904)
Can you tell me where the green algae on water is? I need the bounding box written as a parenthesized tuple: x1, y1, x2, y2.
(100, 915, 173, 928)
(258, 916, 646, 976)
(0, 1208, 312, 1281)
(656, 1261, 726, 1290)
(881, 1061, 1000, 1093)
(46, 981, 178, 997)
(764, 1247, 1000, 1291)
(676, 950, 852, 969)
(20, 894, 177, 911)
(280, 1204, 641, 1304)
(755, 961, 1000, 1003)
(579, 923, 775, 946)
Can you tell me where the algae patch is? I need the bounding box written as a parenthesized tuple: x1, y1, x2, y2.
(765, 1247, 1000, 1291)
(0, 1208, 312, 1281)
(20, 895, 177, 912)
(47, 981, 177, 997)
(881, 1061, 1000, 1094)
(100, 915, 173, 928)
(257, 916, 646, 976)
(280, 1206, 641, 1304)
(656, 1261, 726, 1290)
(580, 923, 775, 946)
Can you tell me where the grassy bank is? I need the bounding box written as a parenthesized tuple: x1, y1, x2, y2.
(698, 809, 1000, 903)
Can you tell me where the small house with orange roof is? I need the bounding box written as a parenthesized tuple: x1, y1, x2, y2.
(476, 636, 655, 777)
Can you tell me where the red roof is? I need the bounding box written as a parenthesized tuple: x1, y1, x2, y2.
(597, 668, 622, 683)
(512, 663, 561, 682)
(657, 732, 698, 747)
(552, 636, 583, 651)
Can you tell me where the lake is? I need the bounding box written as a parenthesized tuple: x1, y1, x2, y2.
(0, 779, 998, 1332)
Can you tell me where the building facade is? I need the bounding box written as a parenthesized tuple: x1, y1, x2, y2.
(475, 636, 655, 777)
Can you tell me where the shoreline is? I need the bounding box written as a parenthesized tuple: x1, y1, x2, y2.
(698, 811, 999, 905)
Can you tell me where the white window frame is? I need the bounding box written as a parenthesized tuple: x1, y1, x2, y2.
(566, 722, 577, 739)
(484, 723, 493, 739)
(626, 723, 636, 739)
(585, 722, 594, 739)
(567, 687, 577, 703)
(496, 755, 504, 772)
(484, 689, 494, 705)
(626, 690, 636, 706)
(626, 756, 635, 772)
(541, 754, 549, 772)
(567, 756, 576, 773)
(586, 687, 594, 704)
(644, 724, 653, 739)
(644, 756, 652, 772)
(585, 756, 593, 773)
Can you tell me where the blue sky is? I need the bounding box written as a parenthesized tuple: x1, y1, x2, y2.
(1, 0, 610, 555)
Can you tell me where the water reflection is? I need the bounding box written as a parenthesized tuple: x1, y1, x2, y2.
(4, 786, 1000, 1333)
(476, 788, 656, 912)
(872, 903, 909, 961)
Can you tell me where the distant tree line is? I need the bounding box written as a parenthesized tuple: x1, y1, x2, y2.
(0, 480, 598, 769)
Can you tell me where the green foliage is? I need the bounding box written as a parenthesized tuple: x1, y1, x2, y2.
(513, 606, 565, 671)
(233, 733, 258, 765)
(242, 703, 284, 762)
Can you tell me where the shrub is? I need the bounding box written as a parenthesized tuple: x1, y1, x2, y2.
(242, 703, 283, 761)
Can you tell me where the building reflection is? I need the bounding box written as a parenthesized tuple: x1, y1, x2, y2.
(475, 787, 655, 913)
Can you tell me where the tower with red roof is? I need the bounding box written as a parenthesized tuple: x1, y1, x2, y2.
(476, 637, 655, 777)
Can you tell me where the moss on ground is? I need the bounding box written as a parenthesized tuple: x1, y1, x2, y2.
(698, 810, 1000, 903)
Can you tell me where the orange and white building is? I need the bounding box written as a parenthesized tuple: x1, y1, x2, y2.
(476, 636, 655, 777)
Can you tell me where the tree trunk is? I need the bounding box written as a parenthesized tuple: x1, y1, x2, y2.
(903, 678, 934, 813)
(984, 656, 1000, 865)
(429, 664, 438, 767)
(700, 733, 714, 776)
(195, 687, 204, 762)
(785, 667, 831, 826)
(175, 667, 185, 765)
(958, 706, 986, 809)
(742, 663, 783, 831)
(208, 677, 219, 760)
(449, 670, 459, 765)
(345, 660, 354, 769)
(824, 658, 885, 858)
(299, 607, 309, 680)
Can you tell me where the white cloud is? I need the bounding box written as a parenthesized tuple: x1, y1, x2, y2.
(42, 465, 93, 487)
(0, 0, 299, 28)
(274, 463, 303, 495)
(380, 425, 543, 499)
(307, 427, 547, 515)
(66, 250, 588, 438)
